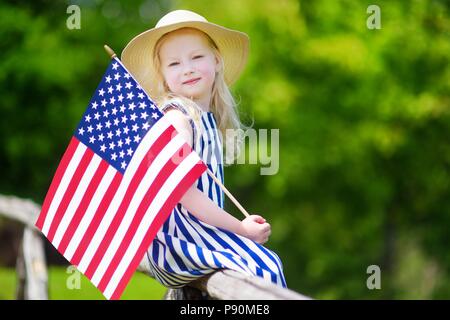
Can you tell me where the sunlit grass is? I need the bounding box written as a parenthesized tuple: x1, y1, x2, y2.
(0, 266, 166, 300)
(0, 268, 16, 300)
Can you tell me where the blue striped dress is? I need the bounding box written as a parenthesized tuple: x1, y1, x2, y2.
(144, 101, 287, 289)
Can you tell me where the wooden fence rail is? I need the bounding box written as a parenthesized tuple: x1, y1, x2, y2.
(0, 194, 47, 299)
(0, 194, 310, 300)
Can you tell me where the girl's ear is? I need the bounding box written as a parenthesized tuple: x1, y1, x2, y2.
(163, 80, 170, 92)
(214, 53, 222, 73)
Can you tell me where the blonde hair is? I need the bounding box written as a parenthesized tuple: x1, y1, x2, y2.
(152, 27, 250, 164)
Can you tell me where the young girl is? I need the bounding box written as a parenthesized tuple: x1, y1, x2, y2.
(122, 10, 287, 290)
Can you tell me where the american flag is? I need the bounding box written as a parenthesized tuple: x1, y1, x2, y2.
(35, 57, 207, 299)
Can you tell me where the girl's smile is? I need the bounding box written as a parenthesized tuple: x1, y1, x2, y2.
(182, 77, 201, 85)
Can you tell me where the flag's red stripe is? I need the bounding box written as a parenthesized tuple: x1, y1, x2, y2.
(36, 138, 79, 230)
(71, 172, 122, 266)
(110, 160, 207, 299)
(58, 160, 109, 254)
(98, 143, 190, 292)
(46, 149, 94, 242)
(84, 125, 175, 279)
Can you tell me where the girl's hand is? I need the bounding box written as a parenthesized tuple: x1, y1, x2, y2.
(240, 215, 271, 244)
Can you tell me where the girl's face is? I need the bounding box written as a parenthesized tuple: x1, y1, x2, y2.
(159, 28, 220, 106)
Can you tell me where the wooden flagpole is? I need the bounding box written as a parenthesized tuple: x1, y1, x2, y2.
(104, 44, 117, 59)
(103, 44, 250, 218)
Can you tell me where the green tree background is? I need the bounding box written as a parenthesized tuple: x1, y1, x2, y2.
(0, 0, 448, 299)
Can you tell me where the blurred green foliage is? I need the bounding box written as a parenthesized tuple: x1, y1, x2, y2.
(0, 0, 448, 299)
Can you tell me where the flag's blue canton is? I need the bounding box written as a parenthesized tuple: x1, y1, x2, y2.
(74, 60, 162, 174)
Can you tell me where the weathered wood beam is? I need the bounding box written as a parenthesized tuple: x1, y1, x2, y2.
(138, 257, 311, 300)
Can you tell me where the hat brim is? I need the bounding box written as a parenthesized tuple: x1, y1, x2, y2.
(121, 21, 249, 99)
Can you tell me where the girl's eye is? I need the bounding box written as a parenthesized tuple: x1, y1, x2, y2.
(193, 55, 203, 59)
(168, 62, 179, 67)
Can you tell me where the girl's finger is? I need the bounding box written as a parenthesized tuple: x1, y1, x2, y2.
(252, 215, 266, 224)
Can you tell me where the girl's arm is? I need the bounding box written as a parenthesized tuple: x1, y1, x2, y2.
(164, 107, 271, 244)
(180, 184, 271, 244)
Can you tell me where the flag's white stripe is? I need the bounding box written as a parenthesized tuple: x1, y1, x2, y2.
(64, 166, 117, 260)
(42, 143, 87, 235)
(91, 134, 185, 285)
(103, 151, 200, 298)
(78, 118, 172, 273)
(52, 155, 102, 248)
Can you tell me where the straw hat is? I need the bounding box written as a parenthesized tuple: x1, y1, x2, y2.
(121, 10, 249, 98)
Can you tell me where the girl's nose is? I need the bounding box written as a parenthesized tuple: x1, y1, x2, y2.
(183, 61, 194, 75)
